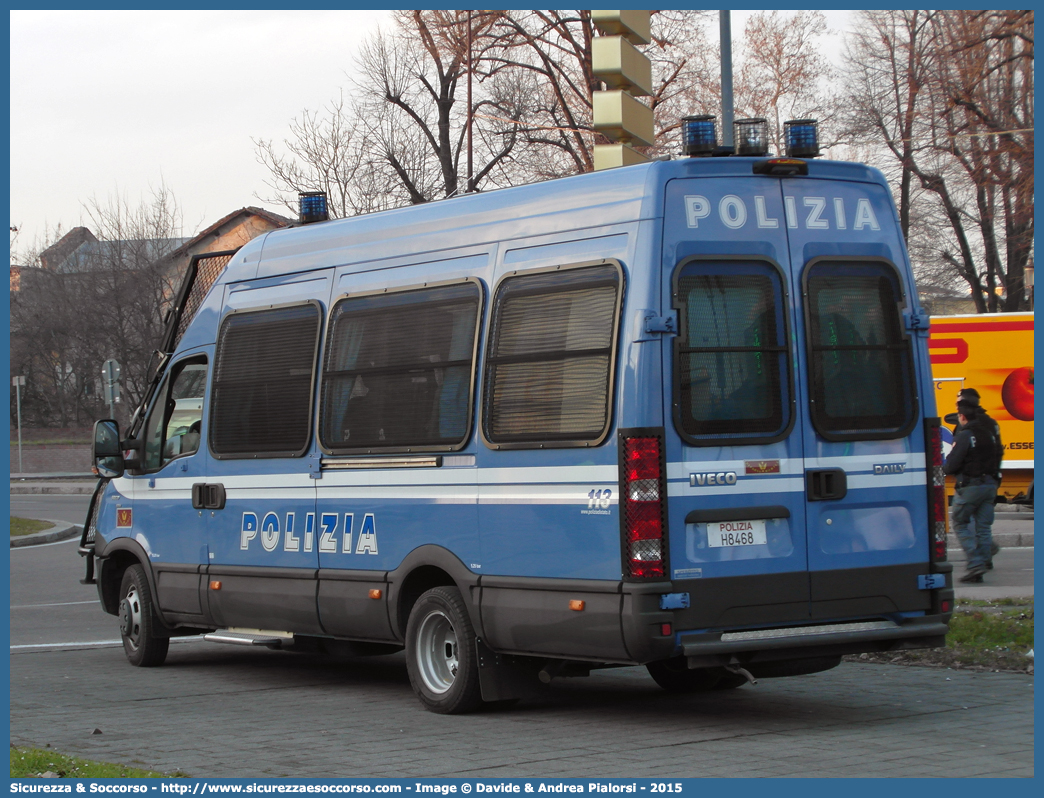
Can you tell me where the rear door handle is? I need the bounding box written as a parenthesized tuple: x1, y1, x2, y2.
(192, 483, 226, 510)
(806, 469, 847, 501)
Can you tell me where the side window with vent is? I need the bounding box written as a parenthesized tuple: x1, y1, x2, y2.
(209, 302, 322, 458)
(804, 259, 917, 440)
(482, 262, 623, 447)
(672, 259, 792, 446)
(319, 281, 482, 453)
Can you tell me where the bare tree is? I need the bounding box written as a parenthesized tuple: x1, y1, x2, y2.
(254, 10, 718, 208)
(734, 11, 842, 154)
(481, 10, 716, 174)
(256, 11, 526, 216)
(254, 92, 364, 219)
(10, 186, 187, 428)
(843, 10, 1033, 312)
(10, 226, 84, 428)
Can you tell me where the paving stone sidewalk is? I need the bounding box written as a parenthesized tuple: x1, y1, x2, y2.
(9, 644, 1034, 778)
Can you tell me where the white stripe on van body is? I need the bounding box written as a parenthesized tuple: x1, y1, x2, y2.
(666, 471, 926, 498)
(803, 453, 926, 470)
(317, 485, 479, 503)
(212, 464, 619, 489)
(665, 460, 801, 480)
(217, 473, 317, 490)
(667, 477, 806, 498)
(477, 484, 613, 505)
(666, 454, 927, 481)
(845, 472, 927, 490)
(317, 483, 615, 505)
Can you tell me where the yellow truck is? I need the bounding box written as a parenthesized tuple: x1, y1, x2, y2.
(929, 312, 1034, 503)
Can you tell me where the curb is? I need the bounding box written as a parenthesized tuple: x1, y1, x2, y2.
(11, 522, 82, 548)
(947, 530, 1034, 550)
(10, 482, 97, 495)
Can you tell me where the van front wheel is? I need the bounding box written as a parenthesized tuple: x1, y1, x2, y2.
(118, 564, 169, 667)
(405, 586, 482, 714)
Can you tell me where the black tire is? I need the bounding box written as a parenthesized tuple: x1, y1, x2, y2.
(118, 564, 169, 667)
(747, 656, 841, 680)
(646, 658, 724, 692)
(712, 671, 749, 690)
(405, 586, 483, 714)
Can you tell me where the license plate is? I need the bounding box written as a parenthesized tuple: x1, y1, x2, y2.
(707, 519, 767, 548)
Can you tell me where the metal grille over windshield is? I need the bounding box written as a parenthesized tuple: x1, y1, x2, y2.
(674, 261, 790, 444)
(162, 251, 236, 354)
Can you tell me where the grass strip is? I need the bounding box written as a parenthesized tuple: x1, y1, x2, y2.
(850, 596, 1034, 672)
(9, 517, 55, 537)
(11, 746, 189, 778)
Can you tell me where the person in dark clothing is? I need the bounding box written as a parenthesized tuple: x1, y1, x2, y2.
(944, 401, 1000, 583)
(944, 388, 1004, 567)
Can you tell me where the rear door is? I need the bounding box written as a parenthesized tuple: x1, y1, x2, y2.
(784, 178, 930, 619)
(662, 176, 811, 630)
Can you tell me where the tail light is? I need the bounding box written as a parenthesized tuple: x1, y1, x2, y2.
(620, 430, 668, 579)
(927, 420, 947, 561)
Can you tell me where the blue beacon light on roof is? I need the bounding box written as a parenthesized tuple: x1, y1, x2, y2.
(784, 119, 820, 159)
(299, 192, 329, 224)
(681, 115, 718, 157)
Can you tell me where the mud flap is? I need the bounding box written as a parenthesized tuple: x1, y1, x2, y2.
(475, 637, 545, 702)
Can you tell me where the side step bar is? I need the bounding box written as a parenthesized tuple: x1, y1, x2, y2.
(204, 629, 293, 649)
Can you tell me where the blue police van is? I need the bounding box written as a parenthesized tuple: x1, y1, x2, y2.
(84, 121, 953, 713)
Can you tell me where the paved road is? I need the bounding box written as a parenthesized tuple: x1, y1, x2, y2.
(948, 546, 1034, 598)
(10, 492, 92, 526)
(9, 537, 1034, 778)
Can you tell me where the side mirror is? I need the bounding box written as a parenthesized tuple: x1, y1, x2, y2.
(92, 419, 125, 479)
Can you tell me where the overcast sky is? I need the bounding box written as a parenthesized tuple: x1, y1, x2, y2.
(9, 9, 852, 254)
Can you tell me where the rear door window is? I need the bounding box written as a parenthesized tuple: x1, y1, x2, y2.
(672, 259, 792, 445)
(803, 259, 918, 440)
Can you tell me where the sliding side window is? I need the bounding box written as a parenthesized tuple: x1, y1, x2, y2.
(320, 281, 482, 453)
(673, 259, 791, 445)
(482, 262, 623, 447)
(210, 302, 322, 458)
(804, 259, 917, 440)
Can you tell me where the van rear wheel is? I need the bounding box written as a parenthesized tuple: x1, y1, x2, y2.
(118, 564, 169, 667)
(646, 658, 726, 692)
(405, 586, 482, 714)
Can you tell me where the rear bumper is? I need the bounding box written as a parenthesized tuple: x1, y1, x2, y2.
(680, 617, 948, 668)
(619, 562, 953, 664)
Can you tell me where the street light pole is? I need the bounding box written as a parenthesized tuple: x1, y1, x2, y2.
(467, 9, 474, 193)
(12, 375, 25, 473)
(720, 11, 734, 150)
